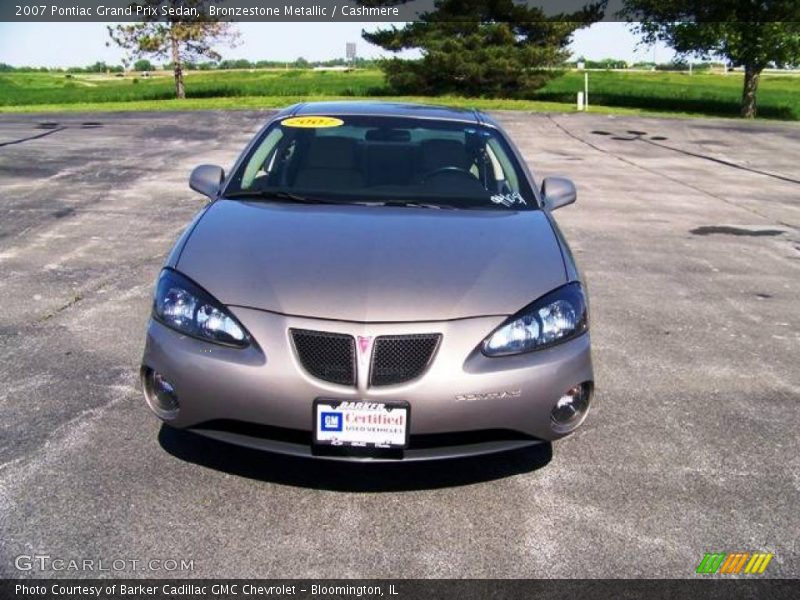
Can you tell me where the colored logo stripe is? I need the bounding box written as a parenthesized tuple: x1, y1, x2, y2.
(745, 553, 773, 574)
(696, 552, 773, 574)
(720, 553, 749, 574)
(696, 553, 726, 573)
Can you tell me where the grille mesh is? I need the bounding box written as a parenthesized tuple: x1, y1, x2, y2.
(291, 329, 356, 386)
(370, 334, 441, 387)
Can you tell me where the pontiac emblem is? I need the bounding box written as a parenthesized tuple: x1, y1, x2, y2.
(357, 336, 372, 355)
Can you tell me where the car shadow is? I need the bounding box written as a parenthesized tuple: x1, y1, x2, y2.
(158, 425, 552, 492)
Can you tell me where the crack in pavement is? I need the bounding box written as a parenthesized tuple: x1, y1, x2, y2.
(0, 126, 66, 148)
(40, 293, 84, 321)
(641, 136, 800, 186)
(545, 115, 799, 232)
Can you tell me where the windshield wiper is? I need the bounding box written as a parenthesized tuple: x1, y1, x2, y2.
(224, 190, 343, 205)
(225, 192, 462, 209)
(376, 201, 457, 210)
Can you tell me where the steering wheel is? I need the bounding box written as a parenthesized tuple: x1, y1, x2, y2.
(420, 166, 474, 182)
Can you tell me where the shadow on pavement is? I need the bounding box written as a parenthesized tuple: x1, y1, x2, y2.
(158, 425, 552, 492)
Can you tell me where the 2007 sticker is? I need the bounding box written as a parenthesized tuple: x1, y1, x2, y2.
(282, 116, 344, 128)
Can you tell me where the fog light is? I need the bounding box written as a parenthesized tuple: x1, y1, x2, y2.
(142, 368, 179, 419)
(550, 383, 592, 434)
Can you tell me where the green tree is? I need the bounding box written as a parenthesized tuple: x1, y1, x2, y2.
(86, 61, 109, 73)
(108, 1, 238, 98)
(133, 58, 154, 72)
(361, 0, 605, 98)
(623, 1, 800, 118)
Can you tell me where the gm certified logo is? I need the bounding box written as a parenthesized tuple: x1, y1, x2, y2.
(320, 413, 343, 432)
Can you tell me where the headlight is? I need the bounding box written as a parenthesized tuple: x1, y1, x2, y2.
(482, 283, 587, 356)
(153, 269, 251, 347)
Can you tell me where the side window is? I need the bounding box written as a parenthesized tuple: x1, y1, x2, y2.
(241, 128, 284, 189)
(486, 138, 520, 194)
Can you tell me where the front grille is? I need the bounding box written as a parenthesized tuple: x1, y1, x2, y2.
(291, 329, 356, 386)
(370, 334, 441, 387)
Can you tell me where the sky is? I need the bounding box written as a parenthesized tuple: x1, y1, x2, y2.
(0, 22, 676, 68)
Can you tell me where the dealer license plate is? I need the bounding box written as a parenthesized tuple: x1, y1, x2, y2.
(313, 399, 409, 449)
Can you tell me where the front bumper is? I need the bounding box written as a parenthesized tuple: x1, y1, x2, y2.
(141, 307, 594, 461)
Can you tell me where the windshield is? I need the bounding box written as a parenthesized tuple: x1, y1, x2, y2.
(224, 115, 536, 210)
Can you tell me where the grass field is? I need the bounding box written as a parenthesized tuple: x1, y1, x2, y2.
(1, 68, 799, 119)
(542, 71, 800, 120)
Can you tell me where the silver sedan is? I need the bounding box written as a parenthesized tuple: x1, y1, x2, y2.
(140, 101, 593, 461)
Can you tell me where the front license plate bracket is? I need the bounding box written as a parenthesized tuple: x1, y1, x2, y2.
(313, 399, 410, 451)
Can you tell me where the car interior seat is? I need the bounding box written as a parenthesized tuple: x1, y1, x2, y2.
(293, 136, 364, 190)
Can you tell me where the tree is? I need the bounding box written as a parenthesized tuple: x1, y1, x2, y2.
(87, 61, 109, 73)
(361, 0, 605, 98)
(133, 58, 154, 72)
(108, 1, 238, 99)
(623, 1, 800, 118)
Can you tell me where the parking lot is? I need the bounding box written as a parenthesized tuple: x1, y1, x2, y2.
(0, 109, 798, 578)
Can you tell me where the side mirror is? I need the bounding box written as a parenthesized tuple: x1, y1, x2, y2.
(541, 176, 577, 211)
(189, 164, 224, 200)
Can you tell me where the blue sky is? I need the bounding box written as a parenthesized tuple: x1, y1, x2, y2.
(0, 22, 675, 67)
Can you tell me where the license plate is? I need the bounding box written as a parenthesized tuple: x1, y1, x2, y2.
(313, 399, 409, 449)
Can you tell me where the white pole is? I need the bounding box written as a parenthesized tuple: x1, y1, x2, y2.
(584, 72, 589, 110)
(577, 91, 584, 111)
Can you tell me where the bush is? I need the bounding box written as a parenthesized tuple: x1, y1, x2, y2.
(656, 60, 690, 71)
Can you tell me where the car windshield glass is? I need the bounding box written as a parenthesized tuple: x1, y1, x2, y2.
(224, 115, 536, 210)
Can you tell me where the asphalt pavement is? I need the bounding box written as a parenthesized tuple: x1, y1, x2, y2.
(0, 109, 798, 578)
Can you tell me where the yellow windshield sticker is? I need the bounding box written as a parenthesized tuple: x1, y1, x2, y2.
(282, 116, 344, 128)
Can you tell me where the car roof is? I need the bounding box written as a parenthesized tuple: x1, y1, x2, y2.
(287, 101, 497, 127)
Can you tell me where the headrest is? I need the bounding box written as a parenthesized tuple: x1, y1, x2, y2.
(365, 128, 411, 142)
(305, 136, 357, 169)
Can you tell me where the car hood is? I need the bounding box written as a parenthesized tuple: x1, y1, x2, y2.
(177, 199, 567, 322)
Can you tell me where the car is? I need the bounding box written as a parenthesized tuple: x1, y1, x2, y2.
(140, 101, 593, 462)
